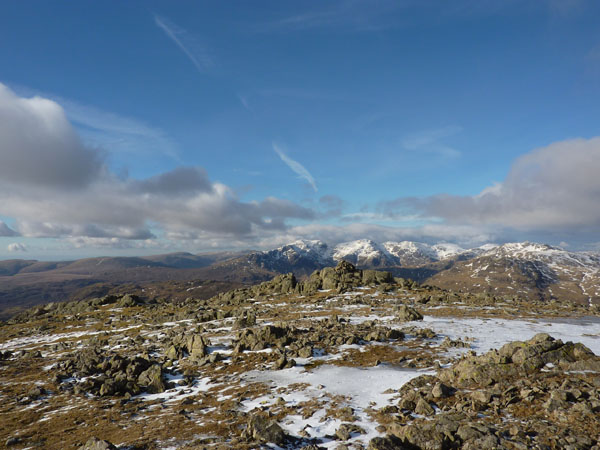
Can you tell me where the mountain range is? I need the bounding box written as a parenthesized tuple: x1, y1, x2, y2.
(242, 239, 600, 305)
(1, 239, 598, 319)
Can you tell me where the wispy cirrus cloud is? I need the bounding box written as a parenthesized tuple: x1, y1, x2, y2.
(10, 84, 179, 162)
(273, 143, 318, 192)
(262, 0, 409, 32)
(401, 125, 462, 158)
(0, 83, 316, 243)
(154, 14, 214, 73)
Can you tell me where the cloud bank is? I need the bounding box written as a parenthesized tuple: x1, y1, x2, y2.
(0, 84, 105, 188)
(0, 84, 314, 245)
(0, 221, 18, 237)
(1, 82, 599, 253)
(380, 137, 600, 246)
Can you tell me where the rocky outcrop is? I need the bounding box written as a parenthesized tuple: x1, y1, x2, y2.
(11, 293, 144, 323)
(439, 332, 598, 386)
(214, 261, 397, 304)
(299, 260, 394, 295)
(55, 346, 166, 397)
(232, 319, 404, 357)
(373, 333, 600, 450)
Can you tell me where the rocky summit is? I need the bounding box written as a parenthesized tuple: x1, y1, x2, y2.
(1, 261, 599, 449)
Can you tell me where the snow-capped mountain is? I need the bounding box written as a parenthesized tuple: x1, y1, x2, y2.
(268, 240, 333, 266)
(332, 239, 397, 267)
(255, 239, 477, 270)
(428, 242, 600, 305)
(212, 238, 600, 304)
(382, 241, 470, 265)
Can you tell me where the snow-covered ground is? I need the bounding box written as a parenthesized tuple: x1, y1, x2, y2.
(237, 314, 600, 448)
(244, 364, 434, 448)
(412, 315, 600, 356)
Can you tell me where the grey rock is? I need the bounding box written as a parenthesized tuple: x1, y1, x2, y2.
(78, 437, 117, 450)
(335, 423, 365, 441)
(431, 382, 453, 399)
(137, 364, 165, 394)
(117, 294, 139, 308)
(245, 415, 287, 445)
(414, 397, 435, 416)
(368, 435, 409, 449)
(5, 437, 21, 447)
(395, 305, 423, 322)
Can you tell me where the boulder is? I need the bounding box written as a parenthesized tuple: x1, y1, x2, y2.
(78, 437, 116, 450)
(137, 364, 165, 394)
(117, 294, 139, 308)
(367, 436, 409, 450)
(244, 415, 287, 445)
(335, 423, 365, 441)
(395, 305, 423, 322)
(232, 311, 257, 330)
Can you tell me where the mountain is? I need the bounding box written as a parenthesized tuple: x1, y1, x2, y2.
(221, 239, 600, 305)
(0, 251, 252, 319)
(333, 239, 398, 267)
(427, 242, 600, 305)
(238, 239, 473, 272)
(1, 240, 599, 320)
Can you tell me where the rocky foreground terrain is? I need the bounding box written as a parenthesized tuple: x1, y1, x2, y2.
(1, 261, 600, 449)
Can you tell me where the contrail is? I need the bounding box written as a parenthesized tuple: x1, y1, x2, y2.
(154, 14, 213, 73)
(273, 143, 317, 192)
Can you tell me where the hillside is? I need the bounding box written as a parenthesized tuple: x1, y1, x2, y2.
(1, 261, 599, 449)
(427, 242, 600, 305)
(0, 251, 253, 320)
(1, 240, 599, 320)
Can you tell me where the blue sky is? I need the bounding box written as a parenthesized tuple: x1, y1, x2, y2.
(1, 0, 600, 259)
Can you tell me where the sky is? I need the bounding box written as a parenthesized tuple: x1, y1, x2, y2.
(1, 0, 600, 260)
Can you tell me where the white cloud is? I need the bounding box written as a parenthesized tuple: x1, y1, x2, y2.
(9, 84, 180, 162)
(0, 84, 315, 242)
(65, 237, 163, 250)
(401, 126, 462, 158)
(154, 14, 214, 73)
(0, 83, 105, 188)
(7, 243, 27, 252)
(60, 96, 180, 161)
(238, 94, 252, 112)
(385, 136, 600, 233)
(273, 143, 318, 192)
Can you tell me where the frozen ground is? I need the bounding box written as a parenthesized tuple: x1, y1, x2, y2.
(236, 313, 600, 448)
(2, 279, 599, 449)
(411, 315, 600, 355)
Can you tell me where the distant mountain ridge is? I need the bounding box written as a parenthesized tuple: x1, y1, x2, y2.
(429, 242, 600, 305)
(223, 239, 600, 305)
(1, 240, 599, 319)
(241, 238, 491, 271)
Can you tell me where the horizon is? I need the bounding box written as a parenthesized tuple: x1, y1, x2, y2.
(0, 238, 592, 263)
(2, 1, 600, 259)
